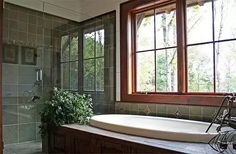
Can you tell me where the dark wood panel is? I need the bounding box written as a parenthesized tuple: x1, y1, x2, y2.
(53, 132, 66, 152)
(131, 143, 180, 154)
(49, 127, 183, 154)
(0, 0, 3, 153)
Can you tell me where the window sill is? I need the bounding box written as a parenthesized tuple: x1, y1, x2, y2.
(121, 93, 224, 106)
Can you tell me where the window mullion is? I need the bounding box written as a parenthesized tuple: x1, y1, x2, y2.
(69, 34, 71, 89)
(212, 0, 216, 93)
(154, 9, 157, 92)
(94, 30, 97, 92)
(133, 13, 137, 93)
(176, 0, 187, 93)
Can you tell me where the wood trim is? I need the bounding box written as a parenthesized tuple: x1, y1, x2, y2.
(121, 94, 223, 106)
(120, 0, 225, 106)
(176, 0, 187, 93)
(120, 0, 156, 99)
(0, 0, 3, 153)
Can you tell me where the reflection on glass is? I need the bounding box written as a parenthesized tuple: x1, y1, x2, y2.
(61, 35, 69, 62)
(61, 63, 70, 89)
(156, 48, 177, 92)
(83, 59, 95, 91)
(187, 44, 214, 92)
(136, 51, 155, 92)
(155, 4, 176, 48)
(96, 29, 104, 57)
(215, 41, 236, 92)
(215, 0, 236, 40)
(96, 58, 104, 91)
(70, 33, 78, 61)
(136, 10, 155, 51)
(186, 0, 213, 44)
(84, 32, 95, 59)
(70, 61, 78, 90)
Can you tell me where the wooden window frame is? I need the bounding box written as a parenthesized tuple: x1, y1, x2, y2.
(120, 0, 225, 106)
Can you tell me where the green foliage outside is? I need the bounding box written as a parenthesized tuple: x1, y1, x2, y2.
(137, 1, 236, 93)
(39, 88, 93, 137)
(83, 30, 104, 91)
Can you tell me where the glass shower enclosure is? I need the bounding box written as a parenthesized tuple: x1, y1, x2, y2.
(2, 1, 80, 152)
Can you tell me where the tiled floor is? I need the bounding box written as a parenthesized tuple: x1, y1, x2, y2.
(4, 142, 43, 154)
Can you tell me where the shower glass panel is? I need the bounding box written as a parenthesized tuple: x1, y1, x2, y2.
(2, 1, 81, 152)
(2, 3, 45, 146)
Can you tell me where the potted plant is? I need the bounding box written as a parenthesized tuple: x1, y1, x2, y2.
(39, 87, 93, 152)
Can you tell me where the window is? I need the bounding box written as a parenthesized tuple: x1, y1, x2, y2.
(135, 4, 177, 93)
(60, 33, 79, 90)
(120, 0, 236, 105)
(83, 28, 105, 92)
(187, 0, 236, 93)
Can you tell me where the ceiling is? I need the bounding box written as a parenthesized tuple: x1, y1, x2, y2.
(4, 0, 128, 22)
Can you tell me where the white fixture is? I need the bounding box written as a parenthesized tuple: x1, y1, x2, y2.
(90, 114, 232, 143)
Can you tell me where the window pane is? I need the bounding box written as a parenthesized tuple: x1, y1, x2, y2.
(187, 44, 214, 92)
(215, 0, 236, 40)
(96, 58, 104, 91)
(84, 32, 95, 59)
(186, 0, 213, 44)
(70, 33, 78, 61)
(70, 61, 78, 90)
(83, 59, 95, 91)
(61, 63, 69, 89)
(155, 4, 176, 48)
(136, 51, 155, 92)
(61, 35, 69, 62)
(96, 29, 104, 57)
(215, 41, 236, 92)
(136, 10, 155, 51)
(156, 48, 177, 92)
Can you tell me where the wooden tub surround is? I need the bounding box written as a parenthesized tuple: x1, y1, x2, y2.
(48, 124, 227, 154)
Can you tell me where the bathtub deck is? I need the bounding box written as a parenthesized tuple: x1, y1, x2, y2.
(62, 124, 229, 154)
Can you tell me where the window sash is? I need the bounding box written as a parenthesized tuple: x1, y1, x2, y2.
(82, 28, 105, 92)
(132, 0, 236, 95)
(120, 0, 235, 105)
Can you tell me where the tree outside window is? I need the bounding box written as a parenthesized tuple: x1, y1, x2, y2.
(60, 33, 79, 90)
(83, 29, 105, 92)
(134, 0, 236, 94)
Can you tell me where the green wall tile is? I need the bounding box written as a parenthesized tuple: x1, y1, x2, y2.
(190, 106, 202, 116)
(3, 125, 19, 144)
(3, 105, 18, 125)
(19, 104, 36, 123)
(19, 123, 36, 142)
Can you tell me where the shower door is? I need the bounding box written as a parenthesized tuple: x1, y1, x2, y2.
(2, 3, 44, 146)
(0, 0, 3, 153)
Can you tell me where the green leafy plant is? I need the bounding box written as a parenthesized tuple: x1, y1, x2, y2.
(39, 87, 93, 137)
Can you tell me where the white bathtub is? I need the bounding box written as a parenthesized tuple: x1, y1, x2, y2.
(90, 114, 221, 143)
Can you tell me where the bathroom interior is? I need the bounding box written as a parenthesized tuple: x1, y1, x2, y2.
(0, 0, 236, 153)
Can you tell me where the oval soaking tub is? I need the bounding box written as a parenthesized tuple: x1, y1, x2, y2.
(90, 114, 221, 143)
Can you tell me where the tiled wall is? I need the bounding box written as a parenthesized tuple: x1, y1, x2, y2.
(115, 102, 236, 122)
(2, 3, 78, 145)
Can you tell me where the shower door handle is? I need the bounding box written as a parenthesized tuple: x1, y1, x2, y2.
(36, 69, 43, 81)
(39, 69, 43, 81)
(36, 70, 39, 81)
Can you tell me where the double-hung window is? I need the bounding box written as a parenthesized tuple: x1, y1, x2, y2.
(120, 0, 236, 105)
(83, 28, 105, 92)
(187, 0, 236, 93)
(135, 3, 177, 93)
(60, 33, 79, 90)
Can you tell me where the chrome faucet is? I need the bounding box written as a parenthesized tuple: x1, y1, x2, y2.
(216, 94, 236, 131)
(207, 94, 236, 152)
(206, 93, 236, 133)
